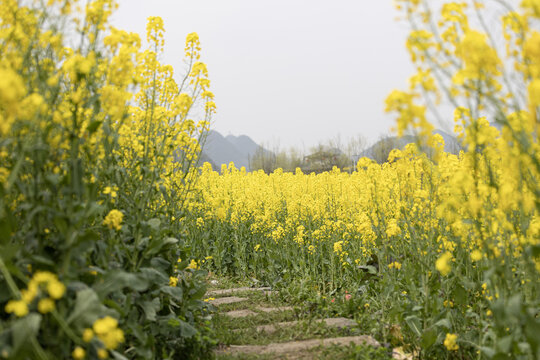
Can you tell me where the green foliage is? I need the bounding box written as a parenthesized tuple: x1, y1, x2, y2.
(0, 1, 214, 359)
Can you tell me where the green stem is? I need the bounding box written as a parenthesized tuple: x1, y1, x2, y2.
(0, 256, 21, 298)
(52, 309, 80, 344)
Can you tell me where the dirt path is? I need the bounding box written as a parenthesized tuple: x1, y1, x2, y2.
(207, 282, 407, 359)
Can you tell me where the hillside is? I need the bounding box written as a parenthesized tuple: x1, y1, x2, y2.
(201, 130, 270, 171)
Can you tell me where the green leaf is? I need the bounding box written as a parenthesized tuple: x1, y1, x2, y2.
(452, 283, 467, 306)
(87, 120, 102, 134)
(434, 318, 451, 330)
(94, 271, 149, 297)
(421, 327, 437, 348)
(179, 320, 197, 338)
(12, 313, 41, 354)
(140, 267, 168, 284)
(496, 335, 513, 353)
(141, 298, 161, 321)
(189, 285, 207, 301)
(144, 237, 178, 257)
(479, 346, 496, 358)
(161, 286, 184, 301)
(67, 288, 114, 326)
(492, 353, 511, 360)
(507, 294, 522, 317)
(147, 218, 161, 231)
(405, 315, 422, 337)
(110, 350, 129, 360)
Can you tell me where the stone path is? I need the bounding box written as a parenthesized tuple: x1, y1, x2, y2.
(249, 317, 357, 334)
(209, 296, 249, 306)
(221, 336, 381, 356)
(208, 284, 406, 359)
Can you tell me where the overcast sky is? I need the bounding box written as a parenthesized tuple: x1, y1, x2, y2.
(111, 1, 416, 149)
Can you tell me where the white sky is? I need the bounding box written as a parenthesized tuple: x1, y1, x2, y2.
(111, 1, 416, 149)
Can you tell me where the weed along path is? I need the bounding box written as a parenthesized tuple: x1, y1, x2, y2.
(207, 281, 405, 360)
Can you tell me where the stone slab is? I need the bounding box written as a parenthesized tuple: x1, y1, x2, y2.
(209, 296, 248, 306)
(233, 317, 356, 334)
(256, 306, 294, 313)
(217, 335, 380, 355)
(223, 309, 258, 318)
(207, 287, 272, 296)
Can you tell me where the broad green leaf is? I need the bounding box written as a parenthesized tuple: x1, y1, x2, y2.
(434, 318, 451, 329)
(141, 298, 161, 321)
(147, 218, 161, 231)
(161, 286, 183, 301)
(405, 315, 422, 337)
(12, 313, 41, 354)
(421, 328, 437, 348)
(144, 237, 178, 257)
(179, 320, 197, 338)
(67, 288, 111, 325)
(94, 271, 149, 297)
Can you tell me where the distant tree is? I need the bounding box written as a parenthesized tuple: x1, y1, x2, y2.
(303, 143, 349, 173)
(249, 140, 278, 173)
(371, 135, 399, 164)
(344, 134, 367, 171)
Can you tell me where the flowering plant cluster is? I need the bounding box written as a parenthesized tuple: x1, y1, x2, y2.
(185, 1, 539, 358)
(0, 0, 214, 359)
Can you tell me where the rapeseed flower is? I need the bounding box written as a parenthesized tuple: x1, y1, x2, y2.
(72, 346, 86, 360)
(37, 298, 55, 314)
(93, 316, 124, 350)
(103, 209, 123, 230)
(436, 252, 453, 276)
(444, 333, 459, 351)
(5, 300, 29, 317)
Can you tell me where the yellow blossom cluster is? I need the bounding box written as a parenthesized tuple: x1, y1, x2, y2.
(4, 271, 66, 318)
(103, 209, 124, 230)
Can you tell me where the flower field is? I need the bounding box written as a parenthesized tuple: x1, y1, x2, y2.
(0, 0, 539, 359)
(184, 1, 540, 358)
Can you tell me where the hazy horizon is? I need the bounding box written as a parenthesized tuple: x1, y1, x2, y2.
(111, 1, 426, 148)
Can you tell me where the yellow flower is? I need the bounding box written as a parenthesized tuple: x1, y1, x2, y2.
(47, 280, 66, 299)
(186, 259, 199, 270)
(254, 244, 261, 252)
(436, 252, 452, 276)
(93, 316, 118, 335)
(93, 316, 124, 350)
(83, 328, 94, 342)
(443, 333, 459, 351)
(72, 346, 86, 360)
(101, 328, 125, 350)
(388, 261, 402, 270)
(470, 249, 482, 262)
(32, 271, 57, 284)
(97, 348, 108, 359)
(21, 286, 38, 304)
(169, 276, 178, 287)
(333, 241, 343, 254)
(5, 300, 29, 317)
(37, 298, 55, 314)
(103, 209, 123, 230)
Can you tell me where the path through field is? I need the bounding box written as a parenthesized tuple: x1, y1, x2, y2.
(208, 282, 410, 360)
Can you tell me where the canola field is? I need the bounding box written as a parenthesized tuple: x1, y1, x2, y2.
(0, 0, 539, 359)
(186, 132, 539, 357)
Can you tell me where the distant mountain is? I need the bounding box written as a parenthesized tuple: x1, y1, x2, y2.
(225, 134, 261, 162)
(200, 130, 270, 171)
